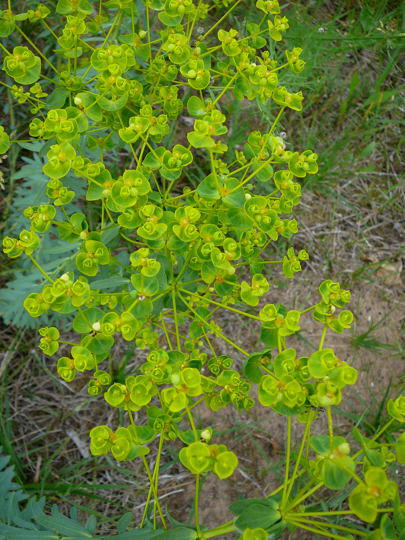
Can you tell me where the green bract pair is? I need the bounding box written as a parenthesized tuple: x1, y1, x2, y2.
(180, 441, 238, 479)
(1, 0, 403, 538)
(90, 425, 150, 461)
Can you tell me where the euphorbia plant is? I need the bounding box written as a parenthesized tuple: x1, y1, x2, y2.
(1, 0, 403, 538)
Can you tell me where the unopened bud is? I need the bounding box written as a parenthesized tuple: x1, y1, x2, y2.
(201, 428, 212, 442)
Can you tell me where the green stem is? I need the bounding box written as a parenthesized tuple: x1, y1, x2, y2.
(153, 433, 164, 529)
(228, 156, 275, 194)
(353, 418, 394, 459)
(141, 455, 168, 528)
(287, 519, 351, 540)
(140, 475, 154, 527)
(41, 19, 58, 40)
(337, 462, 364, 485)
(160, 317, 173, 351)
(287, 482, 323, 510)
(212, 72, 238, 105)
(15, 26, 59, 75)
(259, 106, 286, 153)
(174, 252, 193, 284)
(73, 36, 78, 76)
(163, 176, 179, 201)
(128, 412, 167, 528)
(212, 326, 249, 356)
(284, 411, 313, 502)
(171, 286, 182, 350)
(120, 232, 147, 246)
(202, 523, 236, 539)
(178, 292, 250, 356)
(271, 61, 289, 72)
(201, 327, 217, 356)
(26, 254, 54, 283)
(199, 0, 243, 41)
(177, 397, 206, 421)
(141, 433, 165, 528)
(277, 330, 282, 353)
(209, 150, 220, 192)
(287, 516, 367, 537)
(186, 405, 198, 441)
(240, 259, 283, 266)
(167, 189, 196, 201)
(269, 106, 285, 133)
(103, 9, 122, 47)
(281, 416, 292, 509)
(188, 0, 202, 39)
(267, 469, 305, 500)
(292, 510, 369, 516)
(0, 42, 10, 56)
(267, 482, 285, 498)
(195, 473, 202, 537)
(179, 288, 261, 321)
(229, 160, 252, 176)
(300, 304, 317, 314)
(126, 297, 139, 313)
(319, 325, 327, 349)
(146, 3, 152, 64)
(327, 406, 334, 451)
(154, 318, 189, 342)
